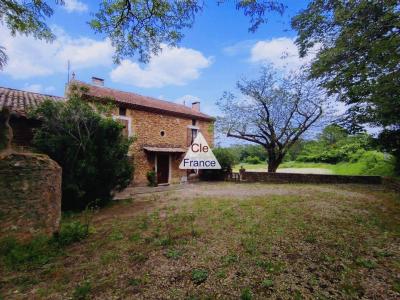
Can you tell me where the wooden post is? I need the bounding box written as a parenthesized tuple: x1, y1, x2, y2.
(239, 166, 246, 182)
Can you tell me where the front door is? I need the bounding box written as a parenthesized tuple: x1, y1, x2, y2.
(157, 153, 169, 184)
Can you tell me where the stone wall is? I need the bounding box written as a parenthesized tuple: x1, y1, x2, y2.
(0, 153, 62, 241)
(116, 107, 214, 185)
(240, 171, 382, 185)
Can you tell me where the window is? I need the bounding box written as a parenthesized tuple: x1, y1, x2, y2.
(112, 115, 132, 137)
(192, 119, 197, 126)
(191, 128, 198, 144)
(119, 107, 126, 116)
(160, 130, 165, 137)
(187, 124, 199, 146)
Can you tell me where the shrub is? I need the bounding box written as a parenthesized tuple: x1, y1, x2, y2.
(53, 221, 89, 247)
(146, 170, 157, 187)
(200, 147, 236, 181)
(357, 150, 395, 176)
(29, 94, 133, 211)
(244, 155, 263, 164)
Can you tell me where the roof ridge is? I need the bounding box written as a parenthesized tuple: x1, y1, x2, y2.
(0, 86, 64, 99)
(71, 80, 200, 112)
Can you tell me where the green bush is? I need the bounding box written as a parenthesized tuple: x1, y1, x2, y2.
(296, 126, 373, 164)
(357, 151, 395, 176)
(53, 221, 89, 247)
(30, 94, 134, 211)
(200, 147, 236, 181)
(146, 170, 157, 187)
(244, 155, 263, 164)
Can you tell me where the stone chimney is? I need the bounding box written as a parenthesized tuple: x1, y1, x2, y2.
(192, 101, 200, 112)
(91, 76, 104, 86)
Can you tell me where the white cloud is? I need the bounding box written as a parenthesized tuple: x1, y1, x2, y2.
(250, 37, 318, 71)
(23, 84, 43, 93)
(223, 40, 255, 56)
(110, 45, 212, 88)
(1, 26, 113, 79)
(23, 84, 56, 94)
(62, 0, 88, 13)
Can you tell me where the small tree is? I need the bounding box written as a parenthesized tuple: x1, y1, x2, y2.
(30, 93, 133, 211)
(217, 66, 328, 172)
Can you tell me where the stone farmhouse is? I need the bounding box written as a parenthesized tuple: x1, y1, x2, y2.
(0, 78, 215, 186)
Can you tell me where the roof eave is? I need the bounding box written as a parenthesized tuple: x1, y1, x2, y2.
(82, 94, 215, 122)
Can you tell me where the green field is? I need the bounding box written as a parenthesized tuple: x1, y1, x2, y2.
(234, 161, 396, 177)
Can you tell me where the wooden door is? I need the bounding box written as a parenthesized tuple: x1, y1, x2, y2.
(157, 154, 169, 184)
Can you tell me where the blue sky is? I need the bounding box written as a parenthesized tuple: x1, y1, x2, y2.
(1, 0, 312, 127)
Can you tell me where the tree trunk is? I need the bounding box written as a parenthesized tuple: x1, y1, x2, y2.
(267, 148, 283, 173)
(267, 160, 279, 172)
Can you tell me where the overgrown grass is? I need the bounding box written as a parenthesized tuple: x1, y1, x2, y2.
(1, 184, 399, 299)
(0, 220, 89, 271)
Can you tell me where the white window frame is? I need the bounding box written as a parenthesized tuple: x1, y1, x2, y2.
(112, 115, 133, 137)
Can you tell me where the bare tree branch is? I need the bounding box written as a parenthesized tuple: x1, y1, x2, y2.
(217, 65, 329, 172)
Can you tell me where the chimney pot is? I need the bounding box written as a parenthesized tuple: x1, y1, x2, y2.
(91, 76, 104, 86)
(192, 101, 200, 112)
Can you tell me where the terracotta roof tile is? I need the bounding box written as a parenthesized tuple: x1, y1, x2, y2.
(72, 80, 214, 121)
(0, 87, 64, 117)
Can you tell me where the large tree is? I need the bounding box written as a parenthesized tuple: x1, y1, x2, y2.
(292, 0, 400, 171)
(90, 0, 285, 63)
(217, 66, 327, 172)
(0, 0, 63, 69)
(1, 1, 284, 67)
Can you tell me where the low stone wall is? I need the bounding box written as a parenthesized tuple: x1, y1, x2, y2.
(240, 171, 382, 184)
(382, 177, 400, 192)
(0, 153, 62, 241)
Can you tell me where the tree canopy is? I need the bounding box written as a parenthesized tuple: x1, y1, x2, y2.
(0, 0, 62, 69)
(292, 0, 400, 131)
(90, 0, 285, 63)
(1, 0, 284, 67)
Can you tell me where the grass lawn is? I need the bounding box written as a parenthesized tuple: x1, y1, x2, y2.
(1, 183, 399, 299)
(234, 161, 395, 176)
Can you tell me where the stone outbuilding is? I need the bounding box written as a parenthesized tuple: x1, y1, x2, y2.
(0, 87, 64, 150)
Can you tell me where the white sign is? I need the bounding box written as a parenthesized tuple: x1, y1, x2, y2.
(179, 132, 221, 169)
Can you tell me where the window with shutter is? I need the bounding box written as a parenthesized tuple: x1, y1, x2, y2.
(112, 115, 132, 137)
